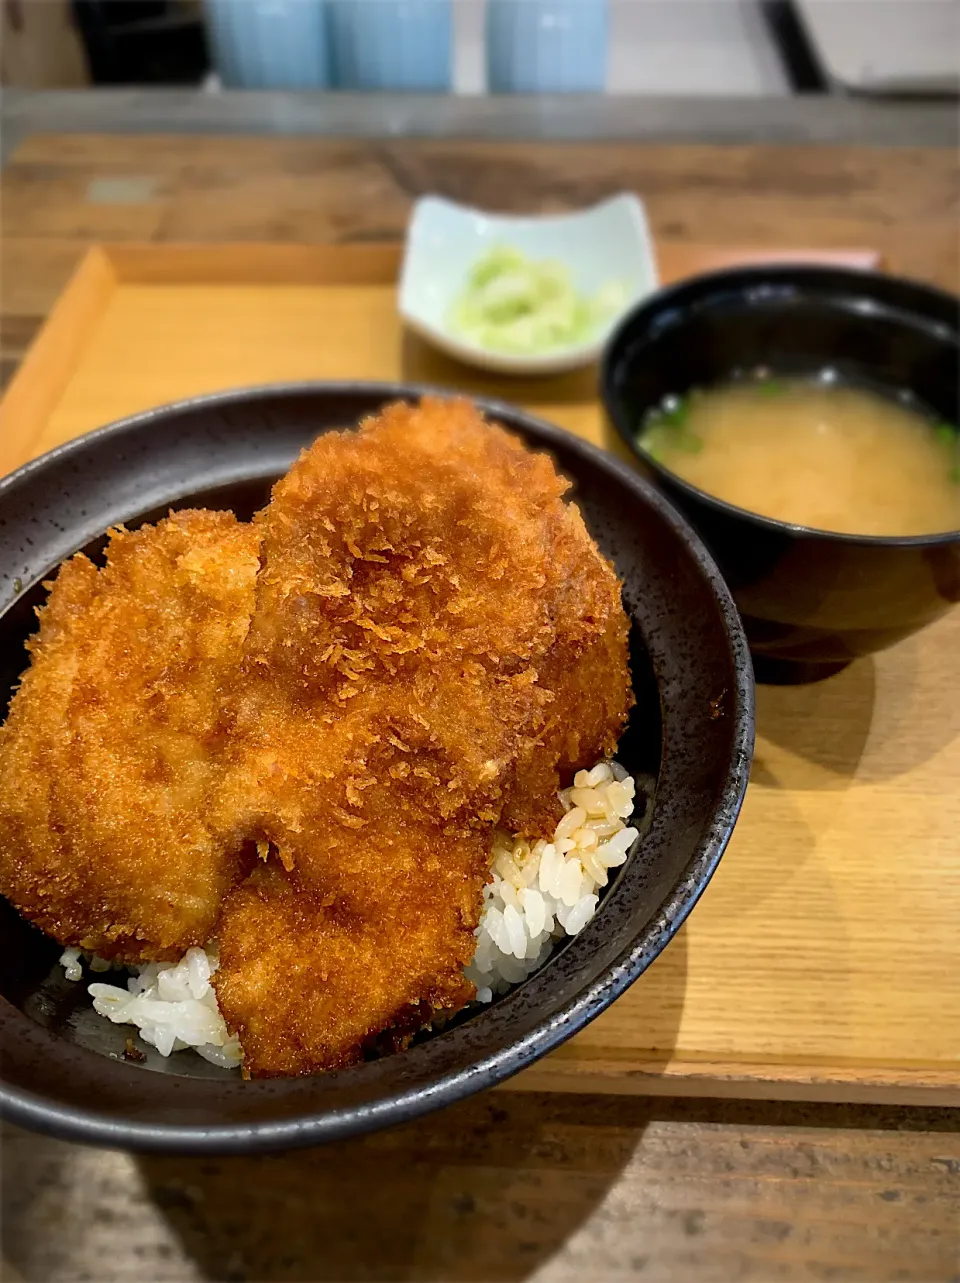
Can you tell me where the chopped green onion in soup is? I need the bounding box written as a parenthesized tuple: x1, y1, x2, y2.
(637, 393, 703, 458)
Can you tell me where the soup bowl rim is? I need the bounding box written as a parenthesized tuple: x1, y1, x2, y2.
(600, 263, 960, 547)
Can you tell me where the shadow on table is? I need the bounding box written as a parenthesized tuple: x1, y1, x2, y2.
(400, 330, 599, 407)
(753, 641, 959, 786)
(750, 657, 876, 791)
(0, 938, 687, 1282)
(134, 1087, 644, 1283)
(134, 939, 687, 1283)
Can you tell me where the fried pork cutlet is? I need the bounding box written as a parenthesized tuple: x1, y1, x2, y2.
(0, 397, 633, 1078)
(213, 398, 633, 1075)
(0, 511, 260, 961)
(214, 688, 502, 1074)
(214, 828, 484, 1076)
(498, 488, 636, 837)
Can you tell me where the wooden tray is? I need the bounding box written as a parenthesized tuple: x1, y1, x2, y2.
(3, 241, 959, 1107)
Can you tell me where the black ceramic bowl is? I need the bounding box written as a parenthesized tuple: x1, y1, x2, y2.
(0, 382, 753, 1153)
(601, 266, 960, 681)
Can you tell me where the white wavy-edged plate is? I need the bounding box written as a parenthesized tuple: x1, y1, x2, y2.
(398, 193, 659, 376)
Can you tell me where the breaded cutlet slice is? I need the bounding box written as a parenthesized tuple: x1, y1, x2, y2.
(0, 398, 633, 1077)
(0, 511, 260, 962)
(213, 399, 632, 1075)
(214, 841, 483, 1077)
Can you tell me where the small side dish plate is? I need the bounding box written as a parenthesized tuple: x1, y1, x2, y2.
(398, 194, 659, 375)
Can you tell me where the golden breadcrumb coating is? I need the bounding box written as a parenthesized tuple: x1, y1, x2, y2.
(213, 399, 632, 1074)
(0, 399, 632, 1076)
(0, 511, 260, 961)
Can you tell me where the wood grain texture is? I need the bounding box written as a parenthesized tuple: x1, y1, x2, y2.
(0, 240, 881, 465)
(2, 133, 955, 281)
(2, 132, 956, 371)
(1, 240, 958, 1107)
(0, 244, 115, 473)
(3, 1098, 958, 1283)
(0, 135, 959, 1109)
(1, 130, 958, 1283)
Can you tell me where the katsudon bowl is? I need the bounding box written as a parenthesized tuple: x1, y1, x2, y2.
(0, 382, 753, 1153)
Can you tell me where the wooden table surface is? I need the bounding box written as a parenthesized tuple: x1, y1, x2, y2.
(1, 132, 958, 1281)
(2, 132, 958, 380)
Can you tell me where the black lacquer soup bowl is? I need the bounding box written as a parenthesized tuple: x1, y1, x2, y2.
(602, 266, 960, 682)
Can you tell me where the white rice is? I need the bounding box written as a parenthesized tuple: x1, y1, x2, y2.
(60, 944, 242, 1067)
(59, 758, 644, 1066)
(465, 760, 640, 1001)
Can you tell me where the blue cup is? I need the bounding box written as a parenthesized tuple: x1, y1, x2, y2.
(486, 0, 608, 93)
(204, 0, 330, 89)
(327, 0, 452, 91)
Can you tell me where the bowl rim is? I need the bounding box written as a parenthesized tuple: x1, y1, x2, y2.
(0, 380, 754, 1152)
(600, 263, 960, 547)
(398, 192, 658, 375)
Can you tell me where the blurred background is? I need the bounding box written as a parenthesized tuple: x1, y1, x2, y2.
(2, 0, 957, 99)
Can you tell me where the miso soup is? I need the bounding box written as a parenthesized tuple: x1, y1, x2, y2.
(638, 379, 960, 536)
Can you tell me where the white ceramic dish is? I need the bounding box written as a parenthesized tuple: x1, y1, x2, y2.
(398, 193, 659, 376)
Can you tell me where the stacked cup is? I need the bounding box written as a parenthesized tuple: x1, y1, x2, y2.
(204, 0, 609, 94)
(487, 0, 608, 93)
(204, 0, 331, 89)
(328, 0, 452, 90)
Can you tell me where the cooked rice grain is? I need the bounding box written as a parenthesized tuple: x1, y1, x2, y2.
(464, 760, 640, 1002)
(62, 945, 242, 1067)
